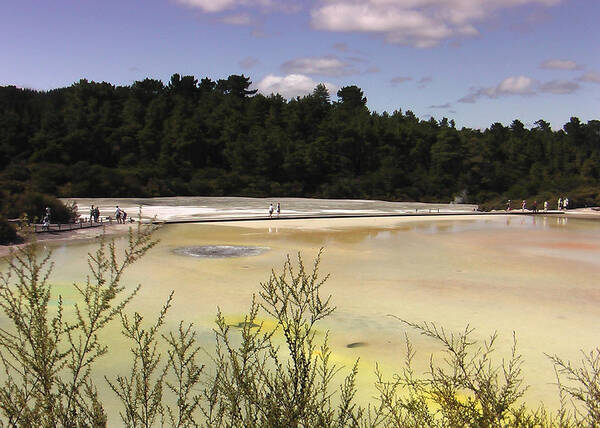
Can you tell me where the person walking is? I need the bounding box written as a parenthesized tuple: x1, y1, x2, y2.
(544, 201, 548, 212)
(268, 203, 274, 218)
(276, 202, 281, 218)
(521, 200, 527, 211)
(564, 197, 569, 210)
(115, 206, 122, 224)
(90, 205, 95, 223)
(506, 200, 511, 211)
(94, 206, 100, 222)
(558, 197, 562, 210)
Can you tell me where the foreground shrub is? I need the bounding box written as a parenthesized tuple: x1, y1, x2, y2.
(0, 222, 158, 427)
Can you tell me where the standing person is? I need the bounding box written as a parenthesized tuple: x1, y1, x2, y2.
(90, 205, 95, 222)
(268, 203, 274, 218)
(115, 206, 122, 224)
(506, 200, 511, 211)
(276, 202, 281, 218)
(94, 206, 100, 222)
(521, 200, 527, 211)
(544, 201, 549, 212)
(558, 197, 562, 210)
(532, 201, 538, 213)
(45, 206, 51, 224)
(122, 211, 127, 222)
(564, 197, 569, 210)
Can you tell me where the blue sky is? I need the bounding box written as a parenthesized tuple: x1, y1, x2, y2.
(2, 0, 598, 129)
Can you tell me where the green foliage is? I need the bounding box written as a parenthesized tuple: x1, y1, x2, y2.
(1, 77, 598, 206)
(0, 217, 19, 245)
(1, 191, 78, 223)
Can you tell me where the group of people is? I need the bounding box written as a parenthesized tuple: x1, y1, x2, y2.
(89, 205, 101, 222)
(557, 197, 569, 210)
(506, 197, 569, 212)
(268, 202, 281, 218)
(88, 205, 128, 223)
(114, 206, 128, 224)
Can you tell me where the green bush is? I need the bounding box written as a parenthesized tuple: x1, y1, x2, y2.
(0, 217, 20, 245)
(2, 191, 78, 223)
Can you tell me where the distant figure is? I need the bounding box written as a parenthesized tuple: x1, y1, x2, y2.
(544, 201, 549, 212)
(276, 202, 281, 218)
(532, 200, 538, 213)
(94, 207, 100, 222)
(115, 206, 122, 224)
(90, 205, 95, 223)
(268, 203, 274, 218)
(42, 215, 50, 232)
(558, 197, 563, 210)
(521, 200, 526, 211)
(563, 197, 569, 210)
(506, 200, 511, 211)
(45, 206, 51, 223)
(122, 211, 127, 222)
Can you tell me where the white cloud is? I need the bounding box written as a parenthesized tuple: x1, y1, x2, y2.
(579, 71, 600, 83)
(281, 56, 356, 76)
(255, 74, 337, 99)
(459, 75, 536, 103)
(540, 59, 582, 70)
(540, 79, 579, 94)
(311, 0, 563, 48)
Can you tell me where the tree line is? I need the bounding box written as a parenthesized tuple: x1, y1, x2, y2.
(1, 74, 599, 210)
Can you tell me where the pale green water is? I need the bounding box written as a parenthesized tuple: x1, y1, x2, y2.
(2, 213, 600, 418)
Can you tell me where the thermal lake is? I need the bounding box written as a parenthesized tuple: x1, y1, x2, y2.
(2, 198, 600, 417)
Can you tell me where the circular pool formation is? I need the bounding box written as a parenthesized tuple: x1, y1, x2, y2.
(173, 245, 269, 258)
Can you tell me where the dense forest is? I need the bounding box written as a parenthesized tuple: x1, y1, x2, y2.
(1, 74, 599, 211)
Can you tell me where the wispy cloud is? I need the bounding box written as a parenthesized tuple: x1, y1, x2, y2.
(281, 56, 357, 77)
(221, 13, 253, 25)
(364, 66, 380, 74)
(540, 79, 579, 94)
(418, 77, 432, 88)
(310, 0, 563, 48)
(459, 75, 580, 103)
(175, 0, 299, 13)
(390, 76, 412, 85)
(239, 56, 259, 69)
(578, 71, 600, 83)
(256, 73, 337, 99)
(540, 59, 583, 70)
(429, 103, 452, 109)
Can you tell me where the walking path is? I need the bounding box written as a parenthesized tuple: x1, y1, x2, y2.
(155, 209, 565, 225)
